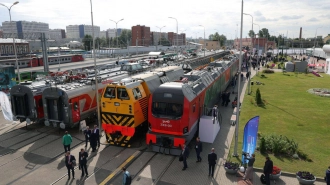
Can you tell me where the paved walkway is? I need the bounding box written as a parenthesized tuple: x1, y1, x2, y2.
(211, 68, 324, 185)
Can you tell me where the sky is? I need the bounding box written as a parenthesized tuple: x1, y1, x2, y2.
(0, 0, 329, 40)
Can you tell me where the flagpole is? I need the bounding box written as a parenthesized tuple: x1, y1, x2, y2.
(233, 0, 243, 157)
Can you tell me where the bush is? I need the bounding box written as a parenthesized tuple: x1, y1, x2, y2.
(259, 137, 266, 154)
(259, 134, 299, 156)
(262, 69, 274, 73)
(255, 88, 263, 105)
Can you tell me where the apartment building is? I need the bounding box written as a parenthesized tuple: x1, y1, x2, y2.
(2, 21, 49, 39)
(131, 25, 151, 46)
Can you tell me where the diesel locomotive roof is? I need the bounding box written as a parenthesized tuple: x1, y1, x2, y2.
(153, 56, 237, 102)
(114, 65, 184, 92)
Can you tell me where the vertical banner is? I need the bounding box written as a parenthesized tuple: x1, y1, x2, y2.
(242, 116, 259, 164)
(0, 91, 13, 121)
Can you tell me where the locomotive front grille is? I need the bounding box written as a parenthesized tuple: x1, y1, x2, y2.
(12, 94, 29, 117)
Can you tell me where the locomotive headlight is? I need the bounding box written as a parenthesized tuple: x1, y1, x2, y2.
(60, 122, 65, 129)
(102, 102, 106, 108)
(183, 127, 188, 134)
(26, 118, 31, 125)
(45, 120, 50, 126)
(114, 102, 120, 106)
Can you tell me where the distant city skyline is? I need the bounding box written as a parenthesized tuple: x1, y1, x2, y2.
(0, 0, 329, 39)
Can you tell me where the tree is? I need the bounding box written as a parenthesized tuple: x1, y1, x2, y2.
(248, 30, 255, 38)
(219, 34, 227, 47)
(258, 30, 264, 38)
(118, 30, 131, 47)
(261, 28, 270, 39)
(158, 37, 171, 46)
(95, 37, 102, 49)
(82, 34, 93, 51)
(212, 32, 221, 46)
(255, 88, 262, 105)
(208, 34, 214, 40)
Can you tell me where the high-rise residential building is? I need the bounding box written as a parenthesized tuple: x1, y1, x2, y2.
(2, 21, 49, 39)
(168, 32, 186, 46)
(49, 29, 66, 40)
(131, 25, 150, 46)
(66, 25, 100, 39)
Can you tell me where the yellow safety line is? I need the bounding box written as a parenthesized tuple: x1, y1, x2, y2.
(99, 150, 140, 185)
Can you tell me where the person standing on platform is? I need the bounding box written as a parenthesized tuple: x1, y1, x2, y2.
(94, 125, 100, 147)
(83, 126, 91, 148)
(90, 129, 97, 152)
(325, 166, 330, 185)
(195, 137, 202, 162)
(243, 153, 255, 181)
(181, 144, 189, 170)
(122, 167, 131, 185)
(263, 156, 273, 185)
(62, 131, 72, 153)
(65, 151, 76, 180)
(225, 91, 230, 107)
(221, 92, 226, 106)
(246, 71, 250, 81)
(79, 148, 88, 177)
(208, 148, 217, 177)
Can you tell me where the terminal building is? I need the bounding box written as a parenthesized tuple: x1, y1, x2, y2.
(0, 38, 30, 56)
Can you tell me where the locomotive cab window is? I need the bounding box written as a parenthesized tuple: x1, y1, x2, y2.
(152, 102, 183, 117)
(117, 88, 130, 100)
(132, 87, 142, 100)
(104, 87, 116, 98)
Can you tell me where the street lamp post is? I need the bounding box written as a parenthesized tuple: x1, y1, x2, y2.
(0, 1, 20, 82)
(156, 26, 166, 50)
(243, 12, 253, 95)
(313, 26, 322, 63)
(254, 23, 260, 75)
(89, 0, 101, 131)
(199, 25, 205, 57)
(109, 18, 124, 49)
(233, 0, 244, 157)
(168, 17, 178, 56)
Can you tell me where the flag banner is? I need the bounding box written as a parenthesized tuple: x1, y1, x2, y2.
(0, 91, 13, 121)
(242, 116, 259, 164)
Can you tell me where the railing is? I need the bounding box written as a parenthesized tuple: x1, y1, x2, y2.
(202, 106, 222, 125)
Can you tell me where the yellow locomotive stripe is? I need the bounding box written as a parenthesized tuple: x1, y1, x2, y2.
(99, 150, 141, 185)
(101, 114, 118, 125)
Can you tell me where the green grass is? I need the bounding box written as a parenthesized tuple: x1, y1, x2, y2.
(228, 72, 330, 177)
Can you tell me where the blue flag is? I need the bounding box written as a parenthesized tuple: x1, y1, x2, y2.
(242, 116, 259, 164)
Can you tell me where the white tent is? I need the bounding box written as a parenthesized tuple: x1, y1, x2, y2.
(322, 45, 330, 74)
